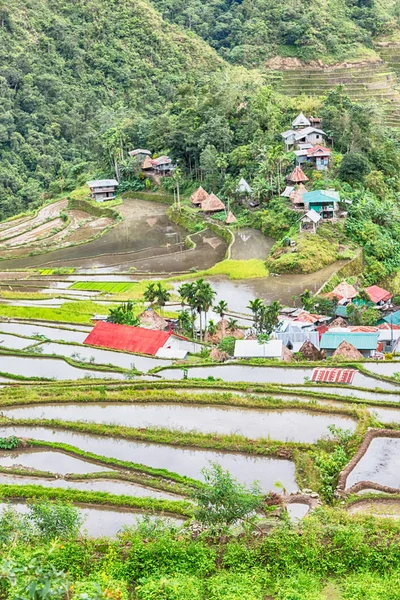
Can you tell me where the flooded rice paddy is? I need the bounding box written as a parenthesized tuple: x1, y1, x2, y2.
(0, 449, 113, 475)
(0, 502, 183, 537)
(0, 322, 89, 343)
(2, 402, 357, 443)
(363, 362, 400, 378)
(0, 355, 124, 380)
(38, 342, 171, 371)
(368, 407, 400, 423)
(345, 437, 400, 490)
(0, 333, 35, 350)
(0, 472, 182, 500)
(0, 426, 298, 493)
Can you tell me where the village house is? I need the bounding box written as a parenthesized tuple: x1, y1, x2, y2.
(137, 153, 175, 176)
(364, 285, 392, 309)
(302, 189, 340, 220)
(281, 113, 327, 152)
(299, 209, 321, 234)
(320, 331, 379, 358)
(84, 321, 202, 359)
(234, 339, 292, 361)
(295, 145, 331, 170)
(87, 179, 119, 202)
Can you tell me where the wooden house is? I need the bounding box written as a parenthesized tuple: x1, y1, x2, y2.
(281, 113, 326, 151)
(299, 209, 321, 234)
(87, 179, 119, 202)
(292, 112, 311, 129)
(289, 183, 307, 209)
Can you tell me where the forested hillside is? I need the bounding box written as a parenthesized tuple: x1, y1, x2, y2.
(0, 0, 223, 218)
(152, 0, 400, 65)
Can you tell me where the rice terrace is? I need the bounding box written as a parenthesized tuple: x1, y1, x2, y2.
(3, 0, 400, 597)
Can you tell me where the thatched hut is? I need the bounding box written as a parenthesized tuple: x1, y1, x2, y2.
(299, 340, 324, 361)
(210, 347, 230, 362)
(142, 156, 154, 171)
(287, 166, 309, 184)
(225, 211, 237, 225)
(289, 183, 307, 207)
(138, 307, 168, 331)
(332, 341, 363, 360)
(200, 193, 225, 213)
(190, 186, 208, 206)
(329, 317, 348, 329)
(282, 345, 293, 362)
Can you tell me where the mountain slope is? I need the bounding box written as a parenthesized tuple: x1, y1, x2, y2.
(152, 0, 400, 65)
(0, 0, 224, 217)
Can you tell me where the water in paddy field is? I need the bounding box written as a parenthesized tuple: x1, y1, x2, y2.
(0, 502, 184, 537)
(0, 449, 114, 475)
(0, 199, 227, 273)
(345, 437, 400, 490)
(0, 472, 183, 501)
(2, 402, 357, 443)
(0, 426, 298, 493)
(0, 355, 124, 380)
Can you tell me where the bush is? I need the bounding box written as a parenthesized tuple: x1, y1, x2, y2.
(136, 575, 203, 600)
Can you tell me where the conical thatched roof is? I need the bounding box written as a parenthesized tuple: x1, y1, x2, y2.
(299, 340, 324, 361)
(332, 341, 363, 360)
(138, 307, 168, 331)
(190, 186, 208, 205)
(288, 166, 309, 184)
(329, 317, 348, 329)
(200, 193, 225, 212)
(210, 347, 230, 362)
(282, 345, 293, 362)
(290, 183, 307, 205)
(330, 282, 357, 301)
(225, 211, 237, 224)
(142, 155, 154, 170)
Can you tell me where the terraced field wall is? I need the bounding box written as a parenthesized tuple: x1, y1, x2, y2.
(267, 61, 400, 128)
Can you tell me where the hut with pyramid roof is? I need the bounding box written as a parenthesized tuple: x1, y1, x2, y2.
(141, 155, 154, 171)
(190, 186, 209, 206)
(332, 341, 363, 360)
(287, 166, 309, 185)
(138, 307, 168, 331)
(225, 211, 237, 225)
(289, 183, 307, 209)
(292, 112, 311, 129)
(236, 178, 252, 195)
(200, 193, 225, 213)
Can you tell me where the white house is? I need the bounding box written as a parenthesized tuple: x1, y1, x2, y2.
(234, 339, 285, 359)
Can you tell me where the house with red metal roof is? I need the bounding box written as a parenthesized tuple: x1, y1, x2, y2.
(84, 321, 202, 359)
(365, 285, 392, 307)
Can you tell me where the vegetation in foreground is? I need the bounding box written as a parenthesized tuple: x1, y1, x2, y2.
(1, 497, 400, 599)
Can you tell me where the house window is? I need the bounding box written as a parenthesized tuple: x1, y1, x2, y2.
(316, 135, 320, 139)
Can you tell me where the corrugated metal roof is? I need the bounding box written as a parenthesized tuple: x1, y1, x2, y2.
(234, 340, 283, 358)
(365, 285, 392, 304)
(84, 321, 171, 355)
(87, 179, 119, 187)
(303, 189, 340, 204)
(320, 332, 379, 350)
(312, 368, 356, 384)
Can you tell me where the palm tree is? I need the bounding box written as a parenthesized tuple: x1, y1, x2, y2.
(214, 299, 228, 337)
(143, 283, 157, 304)
(227, 318, 238, 333)
(207, 319, 217, 337)
(179, 282, 197, 338)
(154, 283, 170, 314)
(247, 298, 264, 332)
(198, 281, 216, 337)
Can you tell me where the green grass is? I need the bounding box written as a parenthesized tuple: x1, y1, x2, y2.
(0, 300, 115, 324)
(190, 259, 269, 280)
(71, 281, 139, 294)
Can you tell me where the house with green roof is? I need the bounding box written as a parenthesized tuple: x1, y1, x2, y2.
(320, 332, 379, 357)
(303, 189, 340, 220)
